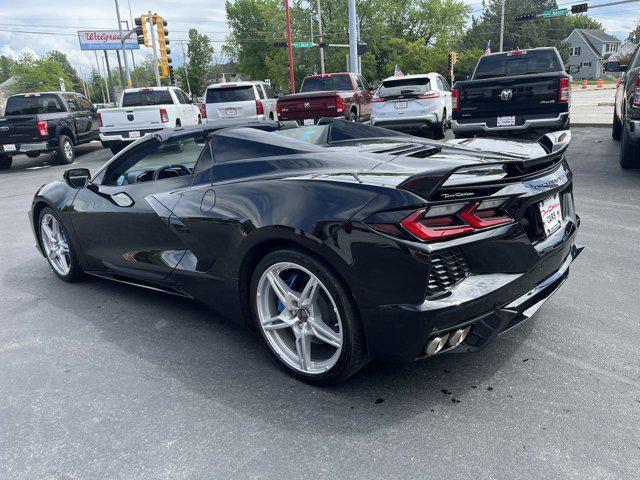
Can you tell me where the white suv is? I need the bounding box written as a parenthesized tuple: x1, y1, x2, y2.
(370, 73, 452, 139)
(203, 81, 278, 123)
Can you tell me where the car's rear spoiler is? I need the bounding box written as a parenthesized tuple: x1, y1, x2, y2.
(396, 130, 572, 200)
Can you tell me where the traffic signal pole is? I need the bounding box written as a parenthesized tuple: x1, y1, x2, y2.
(115, 0, 132, 88)
(148, 11, 161, 86)
(284, 0, 295, 94)
(499, 0, 505, 52)
(316, 0, 325, 74)
(347, 0, 358, 74)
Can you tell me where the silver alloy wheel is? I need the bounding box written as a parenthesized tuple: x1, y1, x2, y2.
(40, 213, 71, 276)
(256, 262, 343, 374)
(63, 139, 73, 160)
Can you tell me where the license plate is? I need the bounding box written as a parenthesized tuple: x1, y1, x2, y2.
(128, 131, 140, 138)
(303, 119, 315, 126)
(2, 144, 16, 152)
(497, 115, 516, 127)
(539, 193, 562, 237)
(395, 101, 407, 109)
(225, 108, 237, 116)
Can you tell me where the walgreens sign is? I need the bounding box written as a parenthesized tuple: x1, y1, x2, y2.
(77, 30, 140, 51)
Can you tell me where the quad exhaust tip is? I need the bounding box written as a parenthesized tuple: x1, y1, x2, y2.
(424, 326, 471, 356)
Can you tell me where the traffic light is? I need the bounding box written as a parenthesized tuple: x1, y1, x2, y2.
(317, 42, 329, 48)
(134, 15, 150, 47)
(515, 12, 537, 21)
(451, 51, 457, 66)
(272, 41, 288, 47)
(357, 42, 368, 56)
(155, 15, 170, 78)
(571, 3, 588, 13)
(169, 66, 175, 85)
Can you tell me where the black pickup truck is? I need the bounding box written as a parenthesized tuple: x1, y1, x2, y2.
(451, 48, 571, 138)
(0, 92, 100, 169)
(606, 44, 640, 168)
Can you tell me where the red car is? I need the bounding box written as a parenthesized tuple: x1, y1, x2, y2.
(277, 72, 373, 125)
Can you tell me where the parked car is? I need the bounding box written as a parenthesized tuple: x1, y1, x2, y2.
(370, 73, 452, 139)
(606, 45, 640, 168)
(29, 119, 581, 384)
(451, 48, 571, 138)
(98, 87, 201, 154)
(202, 81, 278, 123)
(277, 72, 372, 125)
(0, 92, 99, 169)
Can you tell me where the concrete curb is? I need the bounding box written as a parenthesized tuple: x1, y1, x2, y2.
(572, 123, 612, 128)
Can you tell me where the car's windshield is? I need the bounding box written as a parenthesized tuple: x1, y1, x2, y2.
(300, 75, 353, 92)
(474, 50, 561, 79)
(378, 78, 431, 98)
(275, 125, 330, 145)
(206, 86, 255, 103)
(4, 94, 65, 115)
(121, 90, 173, 107)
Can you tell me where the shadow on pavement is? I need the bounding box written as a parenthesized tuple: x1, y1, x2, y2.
(0, 142, 107, 175)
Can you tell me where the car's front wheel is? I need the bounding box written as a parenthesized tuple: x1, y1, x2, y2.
(251, 249, 367, 384)
(431, 109, 447, 140)
(39, 207, 83, 282)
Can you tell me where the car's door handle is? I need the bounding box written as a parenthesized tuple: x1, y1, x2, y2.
(169, 214, 189, 233)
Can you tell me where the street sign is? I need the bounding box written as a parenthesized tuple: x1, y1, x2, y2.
(543, 8, 568, 18)
(77, 30, 140, 50)
(293, 41, 314, 48)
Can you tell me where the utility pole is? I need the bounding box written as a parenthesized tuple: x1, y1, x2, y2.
(94, 50, 107, 103)
(115, 50, 125, 87)
(316, 0, 325, 74)
(180, 41, 192, 96)
(148, 11, 161, 87)
(499, 0, 506, 52)
(284, 0, 295, 93)
(347, 0, 358, 73)
(115, 0, 132, 87)
(103, 50, 115, 101)
(124, 20, 137, 86)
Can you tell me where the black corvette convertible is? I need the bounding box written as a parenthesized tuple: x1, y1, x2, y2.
(30, 119, 582, 383)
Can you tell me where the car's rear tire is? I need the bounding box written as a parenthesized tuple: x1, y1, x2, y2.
(110, 144, 125, 155)
(612, 109, 622, 141)
(349, 111, 357, 122)
(620, 121, 640, 169)
(38, 207, 83, 282)
(250, 249, 368, 384)
(54, 135, 75, 165)
(0, 155, 12, 170)
(431, 110, 446, 140)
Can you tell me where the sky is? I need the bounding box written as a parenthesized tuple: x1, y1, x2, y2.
(0, 0, 638, 80)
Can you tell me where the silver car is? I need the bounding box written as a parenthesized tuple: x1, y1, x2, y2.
(203, 81, 278, 123)
(370, 73, 452, 139)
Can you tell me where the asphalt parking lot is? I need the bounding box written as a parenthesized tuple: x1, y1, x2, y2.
(1, 128, 639, 479)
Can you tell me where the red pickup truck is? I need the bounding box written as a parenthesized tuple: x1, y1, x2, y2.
(277, 72, 373, 125)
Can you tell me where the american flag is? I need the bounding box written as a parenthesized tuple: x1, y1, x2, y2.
(484, 40, 492, 55)
(394, 64, 404, 77)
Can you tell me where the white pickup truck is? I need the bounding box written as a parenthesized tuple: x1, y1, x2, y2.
(98, 86, 201, 154)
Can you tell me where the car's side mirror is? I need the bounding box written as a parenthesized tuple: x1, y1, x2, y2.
(565, 65, 581, 75)
(603, 61, 628, 73)
(63, 168, 91, 189)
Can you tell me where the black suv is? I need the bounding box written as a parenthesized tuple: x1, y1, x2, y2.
(606, 46, 640, 168)
(0, 92, 100, 170)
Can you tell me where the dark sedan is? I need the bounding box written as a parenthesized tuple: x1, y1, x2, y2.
(29, 119, 582, 384)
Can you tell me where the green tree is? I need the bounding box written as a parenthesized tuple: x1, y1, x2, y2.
(0, 55, 15, 83)
(46, 50, 81, 92)
(628, 20, 640, 44)
(10, 53, 71, 93)
(183, 29, 216, 96)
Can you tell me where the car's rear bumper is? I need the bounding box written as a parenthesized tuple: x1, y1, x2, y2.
(204, 115, 264, 123)
(452, 112, 569, 135)
(371, 113, 439, 132)
(99, 129, 163, 143)
(0, 141, 53, 156)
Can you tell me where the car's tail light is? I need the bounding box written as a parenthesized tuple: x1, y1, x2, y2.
(399, 200, 512, 242)
(634, 76, 640, 107)
(255, 99, 264, 115)
(418, 91, 440, 99)
(452, 87, 460, 110)
(97, 112, 103, 127)
(372, 96, 385, 102)
(160, 108, 169, 123)
(559, 77, 571, 103)
(37, 120, 48, 137)
(336, 97, 344, 113)
(199, 103, 207, 119)
(276, 102, 282, 117)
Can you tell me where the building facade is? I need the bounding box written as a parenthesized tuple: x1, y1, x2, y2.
(564, 29, 622, 79)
